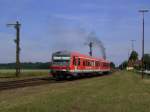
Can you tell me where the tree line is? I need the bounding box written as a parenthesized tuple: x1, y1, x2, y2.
(0, 62, 51, 69)
(0, 61, 116, 70)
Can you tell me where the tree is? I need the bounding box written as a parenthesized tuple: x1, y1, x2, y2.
(110, 62, 115, 69)
(127, 51, 139, 69)
(119, 61, 128, 69)
(129, 50, 138, 61)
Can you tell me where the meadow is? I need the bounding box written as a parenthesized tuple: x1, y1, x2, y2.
(0, 69, 49, 81)
(0, 71, 150, 112)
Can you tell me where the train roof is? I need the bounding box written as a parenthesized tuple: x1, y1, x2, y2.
(52, 51, 109, 63)
(52, 51, 70, 56)
(71, 52, 109, 62)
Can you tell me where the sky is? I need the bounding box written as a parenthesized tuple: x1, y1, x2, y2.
(0, 0, 150, 65)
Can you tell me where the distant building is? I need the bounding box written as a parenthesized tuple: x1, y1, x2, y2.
(126, 60, 141, 70)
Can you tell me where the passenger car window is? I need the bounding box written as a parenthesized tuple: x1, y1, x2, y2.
(78, 58, 80, 65)
(73, 57, 76, 65)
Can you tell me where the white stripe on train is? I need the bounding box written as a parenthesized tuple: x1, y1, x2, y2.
(52, 69, 110, 73)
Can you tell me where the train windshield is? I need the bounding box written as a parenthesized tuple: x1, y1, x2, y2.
(52, 56, 70, 66)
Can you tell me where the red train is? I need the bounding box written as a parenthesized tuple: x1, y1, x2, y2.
(49, 51, 110, 80)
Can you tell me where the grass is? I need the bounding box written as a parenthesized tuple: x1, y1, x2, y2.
(0, 71, 150, 112)
(0, 69, 49, 81)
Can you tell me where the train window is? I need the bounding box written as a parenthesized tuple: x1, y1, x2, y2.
(87, 60, 88, 66)
(87, 60, 89, 66)
(104, 63, 108, 67)
(95, 61, 99, 67)
(92, 61, 94, 66)
(78, 58, 80, 66)
(90, 60, 92, 66)
(85, 60, 87, 66)
(88, 60, 91, 66)
(86, 60, 88, 66)
(73, 57, 76, 65)
(91, 61, 93, 66)
(83, 60, 85, 66)
(90, 61, 92, 66)
(103, 63, 107, 67)
(89, 60, 92, 66)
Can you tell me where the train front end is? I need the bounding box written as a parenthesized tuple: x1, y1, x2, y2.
(49, 51, 71, 80)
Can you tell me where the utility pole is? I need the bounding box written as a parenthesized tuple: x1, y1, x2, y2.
(139, 9, 149, 79)
(89, 42, 93, 56)
(7, 21, 21, 77)
(131, 40, 136, 51)
(84, 41, 93, 56)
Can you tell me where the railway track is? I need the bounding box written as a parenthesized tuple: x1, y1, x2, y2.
(0, 71, 116, 91)
(0, 77, 54, 91)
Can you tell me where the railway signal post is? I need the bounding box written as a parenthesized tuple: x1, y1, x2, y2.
(139, 9, 149, 79)
(7, 21, 21, 77)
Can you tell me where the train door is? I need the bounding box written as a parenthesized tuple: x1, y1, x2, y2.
(77, 58, 81, 70)
(73, 56, 77, 72)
